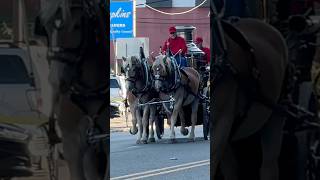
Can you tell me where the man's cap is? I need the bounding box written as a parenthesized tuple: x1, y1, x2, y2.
(169, 26, 177, 33)
(195, 37, 203, 44)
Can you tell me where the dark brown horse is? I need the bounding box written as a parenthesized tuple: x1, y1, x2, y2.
(212, 17, 289, 180)
(35, 0, 108, 179)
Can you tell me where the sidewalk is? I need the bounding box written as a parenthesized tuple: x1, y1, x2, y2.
(110, 116, 131, 133)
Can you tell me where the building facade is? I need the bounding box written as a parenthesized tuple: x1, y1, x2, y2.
(110, 0, 210, 70)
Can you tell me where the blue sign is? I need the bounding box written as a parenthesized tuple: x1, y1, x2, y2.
(110, 1, 134, 40)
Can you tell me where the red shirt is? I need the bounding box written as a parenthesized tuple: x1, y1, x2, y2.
(201, 47, 211, 64)
(162, 36, 187, 56)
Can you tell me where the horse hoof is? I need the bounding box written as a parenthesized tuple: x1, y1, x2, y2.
(141, 140, 148, 144)
(181, 128, 189, 136)
(148, 138, 156, 143)
(130, 128, 138, 135)
(136, 140, 141, 144)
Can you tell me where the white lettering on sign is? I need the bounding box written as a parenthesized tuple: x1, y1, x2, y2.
(110, 8, 132, 20)
(110, 24, 127, 28)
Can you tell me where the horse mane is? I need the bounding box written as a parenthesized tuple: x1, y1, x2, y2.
(129, 56, 141, 68)
(154, 55, 172, 75)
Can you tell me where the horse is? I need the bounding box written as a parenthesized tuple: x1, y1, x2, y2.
(121, 52, 159, 144)
(211, 14, 289, 180)
(152, 54, 201, 142)
(34, 0, 108, 179)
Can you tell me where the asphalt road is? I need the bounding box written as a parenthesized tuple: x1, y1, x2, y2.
(110, 126, 210, 180)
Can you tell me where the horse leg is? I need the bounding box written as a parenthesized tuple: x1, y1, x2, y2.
(169, 99, 182, 142)
(188, 99, 199, 141)
(148, 106, 156, 143)
(179, 110, 189, 136)
(129, 106, 138, 135)
(260, 113, 285, 180)
(135, 109, 143, 144)
(141, 106, 150, 144)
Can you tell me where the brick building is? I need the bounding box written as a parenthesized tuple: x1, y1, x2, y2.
(110, 0, 210, 70)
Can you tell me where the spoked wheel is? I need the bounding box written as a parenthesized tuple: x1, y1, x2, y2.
(202, 87, 210, 140)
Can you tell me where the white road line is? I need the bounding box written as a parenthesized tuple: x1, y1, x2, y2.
(110, 159, 210, 180)
(127, 162, 209, 180)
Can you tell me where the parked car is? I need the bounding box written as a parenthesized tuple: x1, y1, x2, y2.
(0, 123, 33, 178)
(0, 42, 42, 118)
(110, 75, 125, 117)
(0, 42, 42, 179)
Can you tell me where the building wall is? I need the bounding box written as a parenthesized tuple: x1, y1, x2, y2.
(110, 7, 210, 68)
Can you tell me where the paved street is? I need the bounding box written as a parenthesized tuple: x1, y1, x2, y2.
(110, 126, 210, 180)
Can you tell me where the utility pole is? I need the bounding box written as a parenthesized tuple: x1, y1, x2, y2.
(12, 0, 26, 43)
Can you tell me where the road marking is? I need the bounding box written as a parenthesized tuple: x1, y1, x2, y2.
(111, 159, 209, 180)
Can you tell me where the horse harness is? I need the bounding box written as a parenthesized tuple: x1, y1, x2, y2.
(124, 56, 157, 110)
(154, 56, 200, 101)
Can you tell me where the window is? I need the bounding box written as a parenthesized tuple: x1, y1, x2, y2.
(146, 0, 173, 8)
(0, 55, 29, 84)
(196, 0, 210, 7)
(110, 79, 120, 89)
(172, 0, 195, 7)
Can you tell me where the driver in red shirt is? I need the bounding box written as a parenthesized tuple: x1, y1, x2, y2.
(162, 26, 188, 67)
(195, 37, 211, 64)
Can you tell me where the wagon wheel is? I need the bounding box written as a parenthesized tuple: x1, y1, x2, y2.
(202, 87, 210, 140)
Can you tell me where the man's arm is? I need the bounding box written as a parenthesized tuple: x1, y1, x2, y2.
(181, 38, 188, 55)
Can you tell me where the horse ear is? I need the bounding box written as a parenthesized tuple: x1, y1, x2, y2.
(34, 15, 48, 37)
(122, 56, 127, 61)
(120, 66, 125, 74)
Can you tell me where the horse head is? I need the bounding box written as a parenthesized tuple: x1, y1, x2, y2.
(122, 56, 146, 93)
(152, 54, 173, 92)
(35, 0, 107, 91)
(211, 19, 289, 179)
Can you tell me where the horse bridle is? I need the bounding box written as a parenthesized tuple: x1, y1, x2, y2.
(124, 58, 152, 96)
(44, 0, 108, 145)
(153, 55, 182, 93)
